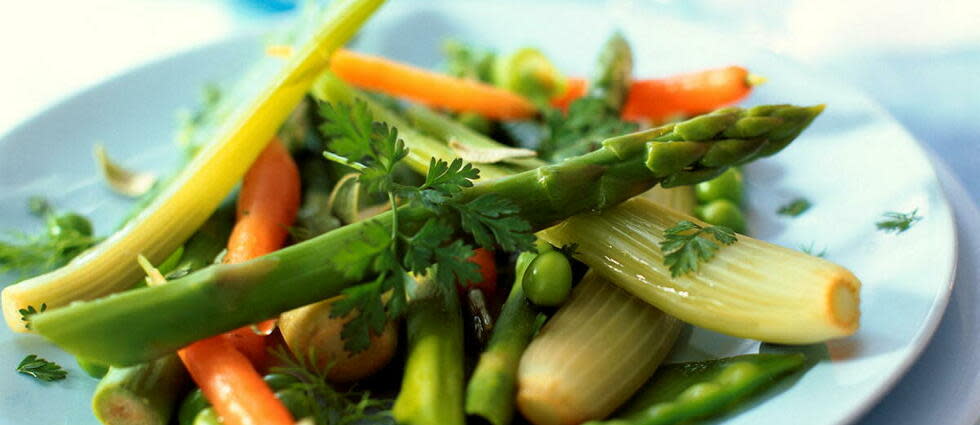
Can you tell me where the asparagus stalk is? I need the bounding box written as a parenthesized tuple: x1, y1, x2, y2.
(32, 104, 822, 366)
(91, 205, 233, 425)
(392, 278, 466, 425)
(465, 250, 541, 425)
(590, 32, 633, 111)
(92, 356, 188, 425)
(1, 0, 387, 331)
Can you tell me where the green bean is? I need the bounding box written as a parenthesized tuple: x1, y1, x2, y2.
(523, 250, 573, 307)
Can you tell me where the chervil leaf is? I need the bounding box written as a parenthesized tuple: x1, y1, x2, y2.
(539, 97, 637, 161)
(422, 158, 479, 194)
(1, 199, 100, 279)
(876, 209, 921, 234)
(402, 219, 454, 274)
(660, 220, 738, 277)
(330, 275, 389, 353)
(454, 194, 535, 252)
(318, 101, 375, 162)
(778, 198, 812, 217)
(17, 354, 67, 382)
(433, 239, 481, 289)
(328, 221, 391, 281)
(18, 303, 46, 330)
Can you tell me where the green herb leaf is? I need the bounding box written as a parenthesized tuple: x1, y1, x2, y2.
(799, 242, 827, 258)
(876, 209, 922, 234)
(1, 199, 100, 279)
(17, 303, 46, 330)
(660, 220, 738, 277)
(454, 194, 536, 252)
(539, 97, 637, 161)
(778, 198, 812, 217)
(17, 354, 67, 382)
(269, 347, 393, 425)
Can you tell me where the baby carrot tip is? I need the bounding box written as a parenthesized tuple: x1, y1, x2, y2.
(746, 73, 768, 87)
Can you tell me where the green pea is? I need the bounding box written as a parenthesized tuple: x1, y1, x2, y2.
(75, 357, 108, 379)
(523, 251, 573, 307)
(275, 387, 312, 419)
(695, 168, 743, 204)
(716, 362, 759, 386)
(192, 407, 221, 425)
(178, 388, 210, 425)
(696, 199, 747, 233)
(677, 382, 723, 403)
(263, 373, 301, 392)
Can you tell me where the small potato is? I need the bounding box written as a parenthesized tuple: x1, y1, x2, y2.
(278, 296, 398, 383)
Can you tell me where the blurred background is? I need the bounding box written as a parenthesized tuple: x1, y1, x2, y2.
(1, 0, 977, 200)
(0, 2, 977, 424)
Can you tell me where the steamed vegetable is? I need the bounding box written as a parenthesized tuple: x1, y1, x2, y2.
(92, 202, 234, 425)
(329, 49, 537, 119)
(465, 248, 542, 425)
(594, 354, 806, 425)
(278, 296, 399, 383)
(493, 47, 567, 104)
(522, 250, 573, 307)
(517, 272, 682, 425)
(92, 356, 188, 425)
(1, 0, 386, 331)
(622, 66, 760, 123)
(392, 278, 466, 425)
(31, 103, 822, 365)
(539, 197, 861, 343)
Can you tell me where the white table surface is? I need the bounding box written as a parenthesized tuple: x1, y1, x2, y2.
(1, 1, 977, 424)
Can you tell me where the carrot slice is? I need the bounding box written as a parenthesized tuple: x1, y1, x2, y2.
(550, 77, 588, 110)
(179, 336, 294, 425)
(622, 66, 754, 122)
(179, 139, 301, 425)
(330, 49, 537, 120)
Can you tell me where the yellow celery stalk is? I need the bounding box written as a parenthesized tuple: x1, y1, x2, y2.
(2, 0, 386, 331)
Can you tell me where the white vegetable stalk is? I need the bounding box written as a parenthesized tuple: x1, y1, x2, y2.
(538, 197, 861, 344)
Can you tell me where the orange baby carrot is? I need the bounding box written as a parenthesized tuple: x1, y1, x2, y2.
(330, 49, 537, 120)
(621, 66, 756, 122)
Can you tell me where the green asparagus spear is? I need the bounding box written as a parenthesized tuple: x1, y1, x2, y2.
(590, 32, 633, 111)
(588, 354, 806, 425)
(392, 278, 466, 425)
(92, 355, 189, 425)
(91, 205, 233, 425)
(465, 250, 541, 425)
(32, 103, 822, 366)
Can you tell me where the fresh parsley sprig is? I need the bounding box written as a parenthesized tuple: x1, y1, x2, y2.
(876, 209, 922, 234)
(539, 97, 637, 162)
(16, 354, 67, 382)
(660, 221, 738, 277)
(319, 100, 534, 352)
(18, 303, 46, 330)
(778, 198, 812, 217)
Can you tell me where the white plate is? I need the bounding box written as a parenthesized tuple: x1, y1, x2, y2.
(0, 1, 958, 424)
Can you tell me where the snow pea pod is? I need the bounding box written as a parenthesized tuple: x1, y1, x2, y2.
(589, 353, 805, 425)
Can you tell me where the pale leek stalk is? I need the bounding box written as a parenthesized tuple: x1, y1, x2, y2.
(517, 272, 682, 425)
(538, 197, 861, 344)
(1, 0, 386, 330)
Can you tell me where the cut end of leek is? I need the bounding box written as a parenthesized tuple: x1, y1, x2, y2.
(827, 269, 861, 334)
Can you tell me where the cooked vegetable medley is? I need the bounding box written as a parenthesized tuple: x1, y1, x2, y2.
(1, 1, 879, 424)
